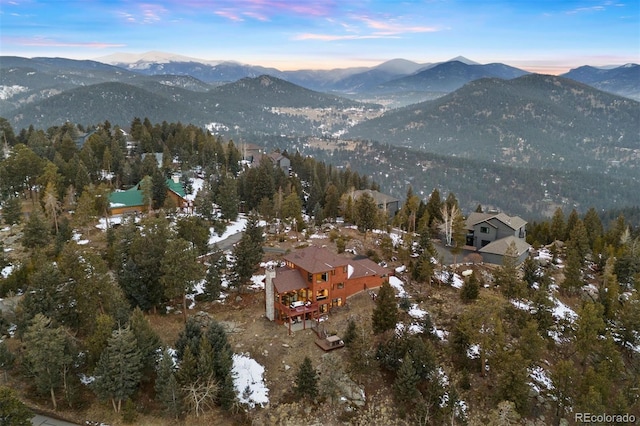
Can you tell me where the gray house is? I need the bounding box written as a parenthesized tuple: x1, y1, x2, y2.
(465, 212, 531, 264)
(268, 152, 291, 174)
(352, 189, 400, 218)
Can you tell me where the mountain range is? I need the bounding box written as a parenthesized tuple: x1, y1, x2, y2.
(1, 53, 638, 214)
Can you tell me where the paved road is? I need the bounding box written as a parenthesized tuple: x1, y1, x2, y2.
(31, 414, 79, 426)
(211, 231, 243, 251)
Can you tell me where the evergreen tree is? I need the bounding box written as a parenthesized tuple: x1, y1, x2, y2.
(343, 318, 358, 346)
(92, 326, 143, 413)
(460, 272, 480, 302)
(161, 238, 205, 322)
(565, 209, 580, 241)
(425, 188, 443, 233)
(372, 281, 398, 334)
(176, 215, 210, 255)
(294, 356, 318, 401)
(175, 316, 203, 360)
(155, 348, 184, 419)
(495, 242, 525, 299)
(393, 353, 421, 406)
(23, 314, 70, 410)
(85, 314, 116, 369)
(563, 245, 583, 294)
(550, 208, 566, 241)
(354, 191, 379, 238)
(2, 196, 23, 225)
(176, 345, 199, 387)
(204, 245, 225, 301)
(217, 173, 239, 221)
(22, 208, 51, 249)
(130, 307, 161, 376)
(151, 169, 168, 210)
(0, 340, 15, 382)
(229, 212, 263, 293)
(0, 386, 33, 426)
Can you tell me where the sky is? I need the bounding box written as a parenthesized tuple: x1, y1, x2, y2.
(1, 0, 638, 74)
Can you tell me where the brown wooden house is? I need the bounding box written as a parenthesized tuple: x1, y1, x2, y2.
(265, 246, 389, 331)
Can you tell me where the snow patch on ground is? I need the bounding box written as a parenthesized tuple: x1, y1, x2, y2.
(388, 275, 408, 298)
(436, 270, 464, 289)
(250, 274, 265, 290)
(232, 353, 269, 408)
(209, 216, 247, 245)
(529, 365, 555, 398)
(1, 264, 14, 279)
(408, 304, 428, 319)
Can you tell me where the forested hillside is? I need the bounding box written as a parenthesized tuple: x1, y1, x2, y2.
(347, 74, 640, 177)
(0, 119, 638, 425)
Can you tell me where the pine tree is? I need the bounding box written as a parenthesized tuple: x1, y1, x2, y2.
(393, 353, 420, 405)
(0, 340, 15, 383)
(355, 191, 379, 238)
(175, 316, 203, 360)
(23, 314, 70, 410)
(92, 326, 143, 413)
(294, 356, 318, 401)
(460, 272, 480, 302)
(2, 195, 23, 225)
(372, 281, 398, 334)
(176, 345, 199, 387)
(495, 242, 525, 299)
(343, 318, 358, 345)
(22, 208, 50, 249)
(155, 348, 184, 419)
(161, 238, 205, 323)
(229, 212, 263, 293)
(204, 245, 225, 301)
(217, 173, 239, 221)
(0, 386, 33, 426)
(550, 208, 565, 241)
(130, 307, 161, 376)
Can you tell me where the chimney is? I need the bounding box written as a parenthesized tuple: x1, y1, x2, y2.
(265, 267, 276, 321)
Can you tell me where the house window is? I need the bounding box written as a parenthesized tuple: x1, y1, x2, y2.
(316, 289, 328, 300)
(331, 298, 342, 307)
(317, 272, 328, 282)
(307, 273, 313, 282)
(337, 282, 344, 289)
(480, 226, 490, 234)
(319, 304, 328, 313)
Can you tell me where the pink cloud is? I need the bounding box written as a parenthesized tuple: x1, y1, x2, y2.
(118, 3, 168, 24)
(294, 33, 399, 41)
(184, 0, 336, 21)
(356, 16, 440, 35)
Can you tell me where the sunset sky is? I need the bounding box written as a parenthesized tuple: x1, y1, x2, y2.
(1, 0, 638, 74)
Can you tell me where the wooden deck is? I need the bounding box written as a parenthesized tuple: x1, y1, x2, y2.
(315, 335, 345, 351)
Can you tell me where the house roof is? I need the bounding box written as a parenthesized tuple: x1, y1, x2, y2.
(109, 186, 144, 208)
(349, 257, 389, 279)
(479, 236, 531, 256)
(284, 246, 349, 274)
(166, 179, 186, 198)
(108, 178, 185, 209)
(273, 268, 308, 293)
(466, 212, 526, 231)
(352, 189, 399, 206)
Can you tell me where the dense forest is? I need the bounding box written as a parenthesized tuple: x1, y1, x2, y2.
(0, 118, 638, 425)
